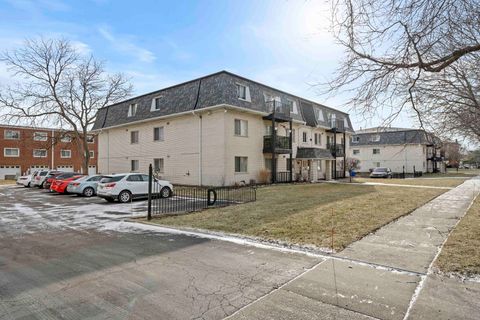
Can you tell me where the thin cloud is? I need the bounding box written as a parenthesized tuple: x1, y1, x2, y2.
(98, 26, 155, 63)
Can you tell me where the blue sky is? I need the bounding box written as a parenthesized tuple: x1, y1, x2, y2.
(0, 0, 415, 129)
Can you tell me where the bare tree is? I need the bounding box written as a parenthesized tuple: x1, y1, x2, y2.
(327, 0, 480, 130)
(0, 38, 132, 173)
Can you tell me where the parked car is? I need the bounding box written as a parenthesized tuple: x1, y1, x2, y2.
(66, 175, 106, 197)
(370, 167, 393, 178)
(43, 171, 65, 189)
(50, 175, 85, 194)
(16, 171, 36, 187)
(31, 170, 51, 188)
(97, 173, 173, 203)
(46, 172, 82, 191)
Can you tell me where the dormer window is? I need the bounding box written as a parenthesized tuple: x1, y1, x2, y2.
(352, 136, 360, 143)
(151, 96, 163, 111)
(344, 118, 349, 128)
(287, 99, 298, 114)
(128, 103, 137, 117)
(236, 84, 250, 102)
(370, 134, 380, 142)
(317, 109, 324, 122)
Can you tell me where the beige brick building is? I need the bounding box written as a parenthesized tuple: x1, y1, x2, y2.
(93, 71, 354, 186)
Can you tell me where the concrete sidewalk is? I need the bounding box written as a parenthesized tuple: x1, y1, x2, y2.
(228, 177, 480, 320)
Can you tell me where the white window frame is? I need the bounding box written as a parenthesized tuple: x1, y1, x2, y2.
(234, 156, 248, 173)
(302, 131, 307, 143)
(234, 119, 248, 137)
(287, 99, 298, 114)
(236, 83, 250, 102)
(128, 103, 138, 117)
(60, 135, 72, 143)
(60, 149, 71, 158)
(151, 96, 163, 111)
(86, 135, 95, 143)
(373, 148, 380, 155)
(89, 151, 95, 158)
(153, 127, 165, 142)
(33, 149, 47, 158)
(317, 109, 325, 122)
(4, 148, 19, 157)
(154, 158, 164, 173)
(130, 131, 139, 144)
(33, 131, 48, 141)
(131, 159, 139, 172)
(4, 130, 20, 140)
(352, 136, 360, 143)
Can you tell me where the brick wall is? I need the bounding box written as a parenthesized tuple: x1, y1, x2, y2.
(0, 125, 98, 176)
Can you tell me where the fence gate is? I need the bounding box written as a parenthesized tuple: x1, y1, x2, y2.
(147, 165, 256, 219)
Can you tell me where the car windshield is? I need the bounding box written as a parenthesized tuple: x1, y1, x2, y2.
(373, 168, 388, 173)
(39, 171, 48, 176)
(100, 176, 125, 183)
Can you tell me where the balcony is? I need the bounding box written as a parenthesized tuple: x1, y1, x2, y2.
(263, 135, 292, 154)
(327, 143, 345, 157)
(262, 100, 292, 122)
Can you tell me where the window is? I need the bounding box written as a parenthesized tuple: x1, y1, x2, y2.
(344, 118, 349, 128)
(314, 133, 321, 145)
(236, 84, 250, 101)
(154, 158, 164, 173)
(128, 103, 137, 117)
(317, 110, 324, 122)
(234, 156, 248, 173)
(33, 132, 48, 141)
(264, 158, 272, 171)
(130, 131, 139, 144)
(286, 99, 298, 114)
(61, 135, 71, 143)
(265, 125, 272, 136)
(234, 119, 248, 137)
(373, 148, 380, 154)
(370, 134, 380, 142)
(33, 149, 47, 158)
(86, 135, 95, 143)
(374, 162, 381, 167)
(302, 132, 307, 143)
(151, 96, 163, 111)
(153, 127, 164, 141)
(60, 150, 71, 158)
(353, 149, 360, 155)
(352, 136, 360, 143)
(4, 130, 20, 140)
(4, 148, 19, 157)
(127, 174, 142, 181)
(287, 160, 292, 172)
(131, 160, 139, 172)
(89, 151, 95, 158)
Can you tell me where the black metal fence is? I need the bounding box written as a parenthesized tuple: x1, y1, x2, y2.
(147, 166, 256, 219)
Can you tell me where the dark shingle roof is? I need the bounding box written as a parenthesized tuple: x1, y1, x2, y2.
(351, 129, 437, 146)
(93, 71, 354, 131)
(296, 147, 334, 159)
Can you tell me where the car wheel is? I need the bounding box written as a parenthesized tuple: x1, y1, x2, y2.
(83, 187, 95, 197)
(26, 182, 31, 188)
(118, 190, 132, 203)
(160, 187, 171, 198)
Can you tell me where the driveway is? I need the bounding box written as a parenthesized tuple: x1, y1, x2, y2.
(0, 186, 318, 319)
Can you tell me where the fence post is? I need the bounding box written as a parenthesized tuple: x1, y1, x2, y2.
(147, 164, 152, 220)
(413, 165, 416, 178)
(402, 165, 405, 179)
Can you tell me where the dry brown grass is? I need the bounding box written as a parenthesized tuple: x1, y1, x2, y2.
(0, 179, 15, 185)
(150, 183, 445, 251)
(353, 177, 468, 188)
(436, 196, 480, 276)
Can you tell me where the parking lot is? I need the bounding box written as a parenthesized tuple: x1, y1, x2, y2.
(0, 185, 317, 320)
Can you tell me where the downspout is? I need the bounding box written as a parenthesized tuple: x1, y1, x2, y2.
(193, 79, 203, 185)
(51, 129, 55, 170)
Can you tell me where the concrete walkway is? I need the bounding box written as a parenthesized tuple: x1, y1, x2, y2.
(228, 177, 480, 320)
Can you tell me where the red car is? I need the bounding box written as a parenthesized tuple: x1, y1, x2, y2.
(50, 175, 84, 194)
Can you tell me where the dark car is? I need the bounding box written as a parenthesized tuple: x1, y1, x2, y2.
(370, 167, 392, 178)
(43, 171, 64, 189)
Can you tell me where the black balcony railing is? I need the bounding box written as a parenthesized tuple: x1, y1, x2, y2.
(329, 118, 345, 131)
(263, 135, 291, 153)
(327, 143, 345, 157)
(265, 100, 291, 120)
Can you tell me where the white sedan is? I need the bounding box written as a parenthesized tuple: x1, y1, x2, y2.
(16, 173, 35, 187)
(97, 173, 173, 203)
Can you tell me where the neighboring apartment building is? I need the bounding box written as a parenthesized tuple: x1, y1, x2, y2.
(349, 127, 444, 173)
(92, 71, 354, 186)
(0, 125, 98, 179)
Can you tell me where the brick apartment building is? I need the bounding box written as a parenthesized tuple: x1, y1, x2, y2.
(0, 124, 98, 179)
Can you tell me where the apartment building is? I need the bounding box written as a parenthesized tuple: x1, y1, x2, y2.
(349, 127, 444, 173)
(92, 71, 354, 186)
(0, 125, 98, 179)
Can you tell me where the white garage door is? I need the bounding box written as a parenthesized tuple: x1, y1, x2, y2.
(57, 165, 74, 173)
(0, 165, 21, 180)
(88, 165, 97, 175)
(29, 165, 49, 175)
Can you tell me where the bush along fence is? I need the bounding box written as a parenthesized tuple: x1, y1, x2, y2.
(147, 165, 256, 219)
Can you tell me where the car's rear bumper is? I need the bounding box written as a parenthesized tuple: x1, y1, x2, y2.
(97, 190, 118, 200)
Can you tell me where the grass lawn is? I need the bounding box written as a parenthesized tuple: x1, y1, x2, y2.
(150, 183, 446, 251)
(424, 169, 480, 178)
(352, 177, 468, 188)
(436, 196, 480, 276)
(0, 179, 15, 185)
